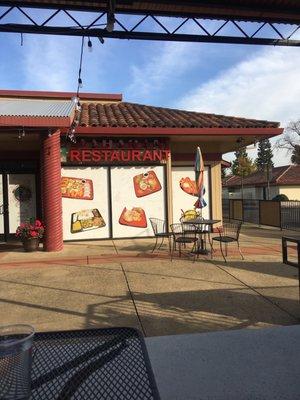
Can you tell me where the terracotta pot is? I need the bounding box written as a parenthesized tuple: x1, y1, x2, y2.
(23, 237, 39, 252)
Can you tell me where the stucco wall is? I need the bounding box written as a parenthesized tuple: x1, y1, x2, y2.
(279, 186, 300, 200)
(210, 162, 222, 226)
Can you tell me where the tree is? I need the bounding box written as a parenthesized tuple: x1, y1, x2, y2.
(231, 147, 256, 177)
(272, 194, 289, 201)
(291, 145, 300, 164)
(231, 147, 256, 199)
(255, 138, 274, 200)
(276, 120, 300, 165)
(255, 139, 274, 171)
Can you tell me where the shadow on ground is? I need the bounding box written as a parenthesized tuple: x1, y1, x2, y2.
(85, 283, 300, 336)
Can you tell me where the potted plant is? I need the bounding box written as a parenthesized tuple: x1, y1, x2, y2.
(15, 219, 45, 252)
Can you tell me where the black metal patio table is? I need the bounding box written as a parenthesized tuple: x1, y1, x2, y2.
(282, 235, 300, 301)
(182, 219, 221, 255)
(30, 327, 161, 400)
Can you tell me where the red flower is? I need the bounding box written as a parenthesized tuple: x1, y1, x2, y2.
(15, 218, 45, 240)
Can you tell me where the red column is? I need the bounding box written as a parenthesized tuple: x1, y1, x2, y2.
(41, 130, 63, 251)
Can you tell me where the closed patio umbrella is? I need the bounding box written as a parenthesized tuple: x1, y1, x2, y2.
(194, 146, 207, 212)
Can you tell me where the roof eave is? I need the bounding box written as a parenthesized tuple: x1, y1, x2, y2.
(71, 127, 283, 136)
(0, 115, 73, 128)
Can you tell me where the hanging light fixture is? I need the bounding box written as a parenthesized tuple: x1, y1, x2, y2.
(87, 37, 93, 52)
(67, 37, 85, 143)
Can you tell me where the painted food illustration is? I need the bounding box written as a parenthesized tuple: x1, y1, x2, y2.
(133, 170, 161, 198)
(61, 177, 94, 200)
(71, 209, 105, 233)
(119, 207, 147, 228)
(180, 177, 198, 196)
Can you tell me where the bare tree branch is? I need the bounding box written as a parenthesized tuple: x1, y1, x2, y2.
(275, 119, 300, 158)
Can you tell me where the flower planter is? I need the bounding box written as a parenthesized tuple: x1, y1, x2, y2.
(22, 237, 39, 252)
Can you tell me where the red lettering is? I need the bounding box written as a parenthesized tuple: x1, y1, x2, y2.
(111, 150, 121, 162)
(120, 150, 131, 162)
(92, 149, 101, 162)
(81, 150, 92, 162)
(132, 150, 142, 161)
(102, 150, 111, 161)
(162, 150, 170, 160)
(69, 150, 81, 162)
(153, 150, 162, 161)
(143, 150, 153, 161)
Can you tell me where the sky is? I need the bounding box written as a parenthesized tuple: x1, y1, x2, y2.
(0, 7, 300, 166)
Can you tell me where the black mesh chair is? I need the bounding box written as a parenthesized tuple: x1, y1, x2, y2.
(181, 216, 213, 253)
(170, 223, 198, 261)
(212, 220, 243, 262)
(149, 218, 172, 253)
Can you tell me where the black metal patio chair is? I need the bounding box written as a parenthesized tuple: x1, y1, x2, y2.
(212, 220, 244, 262)
(180, 215, 213, 253)
(149, 218, 172, 253)
(170, 223, 198, 261)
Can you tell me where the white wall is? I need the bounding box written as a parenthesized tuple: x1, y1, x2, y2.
(62, 166, 110, 240)
(172, 166, 210, 222)
(279, 186, 300, 200)
(111, 166, 166, 238)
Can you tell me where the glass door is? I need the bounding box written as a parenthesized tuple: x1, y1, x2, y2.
(7, 174, 37, 235)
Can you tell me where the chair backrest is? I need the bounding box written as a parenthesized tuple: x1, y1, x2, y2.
(149, 218, 166, 235)
(170, 223, 183, 235)
(220, 220, 242, 240)
(171, 223, 197, 240)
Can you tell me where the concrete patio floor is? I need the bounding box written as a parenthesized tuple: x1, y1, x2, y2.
(0, 225, 299, 336)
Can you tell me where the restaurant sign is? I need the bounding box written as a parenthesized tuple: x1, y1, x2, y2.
(61, 137, 170, 164)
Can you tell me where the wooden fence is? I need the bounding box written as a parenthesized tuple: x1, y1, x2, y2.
(222, 199, 300, 230)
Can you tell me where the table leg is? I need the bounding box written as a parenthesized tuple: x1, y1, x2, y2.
(192, 232, 209, 255)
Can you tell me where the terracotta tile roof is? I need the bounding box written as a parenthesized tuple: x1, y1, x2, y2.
(78, 102, 280, 129)
(223, 165, 300, 187)
(278, 165, 300, 185)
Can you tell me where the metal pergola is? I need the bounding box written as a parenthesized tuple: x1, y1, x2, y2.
(0, 0, 300, 46)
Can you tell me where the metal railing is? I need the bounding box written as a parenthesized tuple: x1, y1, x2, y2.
(222, 199, 300, 231)
(281, 201, 300, 230)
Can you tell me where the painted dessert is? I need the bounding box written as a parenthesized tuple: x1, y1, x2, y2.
(133, 170, 161, 197)
(61, 177, 94, 200)
(71, 208, 105, 233)
(119, 207, 147, 228)
(179, 177, 198, 196)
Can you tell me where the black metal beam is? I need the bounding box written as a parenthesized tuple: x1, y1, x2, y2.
(0, 5, 299, 46)
(0, 24, 300, 46)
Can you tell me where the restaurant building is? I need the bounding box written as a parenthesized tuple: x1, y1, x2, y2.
(0, 90, 283, 251)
